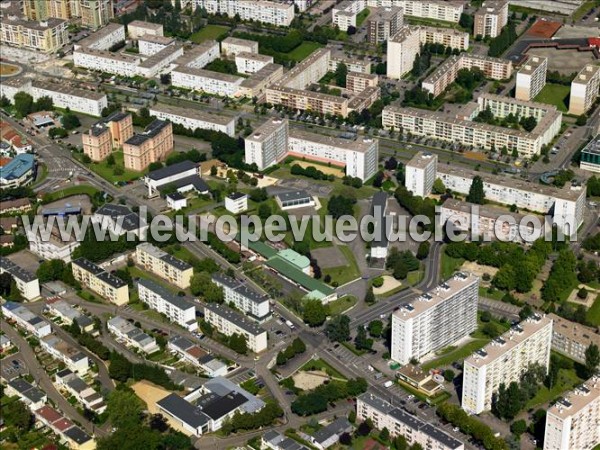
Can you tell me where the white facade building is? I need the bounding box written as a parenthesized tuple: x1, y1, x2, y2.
(136, 242, 194, 290)
(26, 223, 80, 263)
(569, 64, 600, 116)
(516, 55, 548, 101)
(221, 37, 259, 56)
(244, 118, 288, 170)
(405, 151, 438, 197)
(107, 316, 160, 354)
(2, 301, 51, 337)
(0, 256, 41, 300)
(332, 0, 366, 31)
(203, 303, 268, 353)
(235, 52, 274, 75)
(137, 278, 198, 331)
(75, 23, 126, 51)
(138, 35, 174, 56)
(73, 47, 141, 76)
(391, 272, 479, 365)
(171, 66, 243, 97)
(176, 40, 220, 69)
(212, 273, 271, 322)
(127, 20, 164, 40)
(188, 0, 295, 26)
(462, 314, 553, 414)
(149, 103, 236, 137)
(225, 192, 249, 214)
(474, 1, 508, 38)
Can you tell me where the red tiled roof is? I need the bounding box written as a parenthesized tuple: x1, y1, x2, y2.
(51, 418, 74, 432)
(590, 38, 600, 48)
(186, 346, 207, 359)
(35, 405, 63, 424)
(0, 157, 11, 167)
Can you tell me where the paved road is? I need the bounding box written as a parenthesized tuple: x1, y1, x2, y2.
(1, 319, 107, 437)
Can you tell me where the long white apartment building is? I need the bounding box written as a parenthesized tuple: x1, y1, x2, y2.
(440, 199, 534, 243)
(212, 273, 271, 322)
(462, 314, 553, 414)
(137, 278, 198, 331)
(405, 151, 437, 197)
(0, 256, 41, 300)
(516, 55, 548, 101)
(221, 37, 258, 56)
(41, 334, 89, 375)
(203, 303, 268, 353)
(277, 48, 331, 90)
(177, 40, 220, 69)
(44, 299, 95, 333)
(569, 64, 600, 116)
(26, 222, 80, 263)
(107, 316, 160, 354)
(171, 66, 243, 97)
(367, 0, 463, 23)
(75, 23, 126, 51)
(136, 243, 193, 289)
(185, 0, 295, 26)
(0, 78, 108, 117)
(357, 393, 464, 450)
(328, 55, 372, 74)
(474, 1, 508, 38)
(235, 52, 274, 75)
(134, 43, 184, 78)
(382, 93, 561, 158)
(138, 35, 175, 56)
(391, 272, 479, 365)
(149, 103, 236, 137)
(332, 0, 366, 32)
(387, 25, 470, 79)
(244, 118, 379, 181)
(421, 54, 512, 97)
(265, 86, 350, 118)
(543, 376, 600, 450)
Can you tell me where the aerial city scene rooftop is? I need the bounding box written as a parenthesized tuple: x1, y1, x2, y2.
(0, 0, 600, 450)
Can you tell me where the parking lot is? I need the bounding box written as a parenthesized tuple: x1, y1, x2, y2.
(1, 354, 28, 381)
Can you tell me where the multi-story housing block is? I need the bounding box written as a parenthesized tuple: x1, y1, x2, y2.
(332, 0, 366, 32)
(123, 119, 173, 171)
(75, 23, 125, 50)
(171, 66, 244, 97)
(203, 303, 268, 353)
(346, 72, 379, 94)
(391, 272, 479, 364)
(277, 48, 331, 90)
(474, 1, 508, 38)
(212, 273, 271, 322)
(405, 151, 437, 197)
(548, 313, 600, 366)
(24, 0, 113, 29)
(516, 55, 548, 101)
(136, 243, 193, 289)
(176, 40, 220, 69)
(187, 0, 295, 26)
(235, 52, 274, 75)
(137, 278, 198, 331)
(73, 46, 141, 76)
(357, 393, 464, 450)
(149, 103, 235, 137)
(82, 111, 133, 161)
(329, 55, 372, 74)
(127, 20, 164, 39)
(0, 256, 40, 300)
(367, 0, 463, 22)
(239, 63, 284, 99)
(1, 17, 68, 53)
(220, 37, 259, 56)
(265, 86, 350, 118)
(244, 118, 289, 170)
(367, 6, 404, 44)
(462, 314, 553, 414)
(136, 43, 184, 78)
(569, 64, 600, 116)
(138, 35, 174, 56)
(580, 135, 600, 173)
(543, 376, 600, 450)
(71, 258, 129, 305)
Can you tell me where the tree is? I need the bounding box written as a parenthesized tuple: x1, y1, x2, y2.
(335, 62, 348, 87)
(511, 419, 527, 437)
(291, 337, 306, 354)
(432, 178, 446, 195)
(443, 369, 455, 382)
(14, 92, 34, 117)
(384, 156, 398, 170)
(520, 115, 537, 132)
(380, 427, 390, 442)
(48, 127, 68, 139)
(303, 299, 327, 327)
(106, 154, 116, 166)
(355, 326, 373, 350)
(364, 286, 376, 304)
(339, 432, 352, 445)
(62, 113, 81, 130)
(584, 344, 599, 377)
(416, 241, 430, 260)
(229, 333, 248, 354)
(35, 96, 53, 111)
(258, 203, 272, 220)
(368, 320, 383, 338)
(36, 259, 67, 283)
(106, 388, 145, 429)
(459, 12, 474, 30)
(577, 287, 588, 299)
(325, 314, 350, 342)
(467, 176, 485, 204)
(4, 400, 32, 431)
(576, 115, 587, 126)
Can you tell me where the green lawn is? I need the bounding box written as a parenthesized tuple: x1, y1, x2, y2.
(422, 339, 489, 371)
(190, 25, 230, 43)
(285, 41, 323, 61)
(534, 83, 571, 112)
(327, 295, 357, 315)
(479, 286, 505, 301)
(165, 244, 199, 265)
(573, 0, 599, 21)
(356, 8, 370, 27)
(526, 363, 583, 409)
(440, 251, 464, 280)
(128, 266, 181, 294)
(43, 184, 100, 203)
(406, 267, 424, 286)
(587, 295, 600, 326)
(322, 245, 361, 286)
(81, 151, 143, 183)
(300, 358, 347, 380)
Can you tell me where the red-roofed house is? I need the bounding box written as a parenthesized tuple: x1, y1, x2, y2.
(51, 417, 74, 432)
(35, 405, 63, 425)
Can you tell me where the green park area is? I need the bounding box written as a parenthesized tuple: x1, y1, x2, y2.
(190, 25, 230, 43)
(42, 184, 101, 203)
(286, 41, 323, 61)
(356, 9, 370, 27)
(440, 251, 464, 280)
(327, 295, 357, 315)
(78, 152, 143, 183)
(587, 295, 600, 326)
(534, 84, 571, 112)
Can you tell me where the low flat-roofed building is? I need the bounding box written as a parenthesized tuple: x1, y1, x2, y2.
(225, 192, 248, 214)
(136, 243, 193, 289)
(149, 103, 236, 137)
(168, 336, 227, 377)
(263, 430, 311, 450)
(107, 316, 160, 354)
(203, 303, 268, 353)
(144, 160, 208, 197)
(91, 203, 147, 236)
(0, 197, 32, 215)
(2, 301, 50, 337)
(221, 36, 259, 56)
(71, 257, 129, 305)
(44, 298, 95, 332)
(41, 334, 89, 374)
(396, 364, 444, 396)
(310, 417, 353, 449)
(274, 190, 315, 210)
(580, 134, 600, 174)
(0, 153, 35, 188)
(211, 272, 271, 322)
(0, 256, 40, 300)
(7, 378, 47, 410)
(137, 278, 198, 331)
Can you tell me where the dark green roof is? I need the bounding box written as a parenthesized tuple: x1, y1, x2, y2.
(247, 240, 279, 259)
(266, 256, 334, 296)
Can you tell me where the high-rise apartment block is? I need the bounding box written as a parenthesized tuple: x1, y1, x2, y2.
(184, 0, 295, 26)
(405, 151, 437, 197)
(516, 55, 548, 101)
(24, 0, 113, 29)
(474, 1, 508, 38)
(543, 376, 600, 450)
(137, 278, 198, 331)
(244, 118, 289, 170)
(391, 272, 479, 365)
(462, 314, 553, 414)
(212, 273, 271, 322)
(123, 120, 173, 171)
(332, 0, 366, 32)
(82, 111, 133, 162)
(367, 7, 404, 44)
(1, 17, 69, 53)
(569, 64, 600, 116)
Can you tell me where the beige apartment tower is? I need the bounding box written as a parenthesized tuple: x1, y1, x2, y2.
(82, 112, 133, 162)
(23, 0, 113, 29)
(123, 120, 173, 171)
(516, 55, 548, 101)
(569, 64, 600, 116)
(367, 6, 404, 44)
(474, 1, 508, 38)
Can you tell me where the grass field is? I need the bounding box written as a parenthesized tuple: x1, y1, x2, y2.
(587, 295, 600, 326)
(190, 25, 230, 43)
(286, 41, 323, 61)
(322, 245, 361, 286)
(572, 0, 599, 21)
(82, 152, 143, 183)
(43, 184, 100, 202)
(128, 267, 181, 294)
(440, 251, 464, 280)
(356, 8, 370, 27)
(327, 295, 357, 315)
(534, 83, 570, 112)
(526, 355, 583, 409)
(422, 339, 488, 371)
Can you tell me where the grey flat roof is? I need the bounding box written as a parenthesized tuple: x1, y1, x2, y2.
(96, 271, 127, 289)
(163, 174, 209, 194)
(63, 426, 93, 444)
(197, 391, 247, 420)
(275, 190, 311, 202)
(138, 278, 194, 311)
(71, 258, 104, 275)
(312, 417, 352, 444)
(212, 273, 268, 305)
(157, 393, 209, 428)
(0, 256, 37, 282)
(147, 160, 197, 181)
(204, 303, 265, 336)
